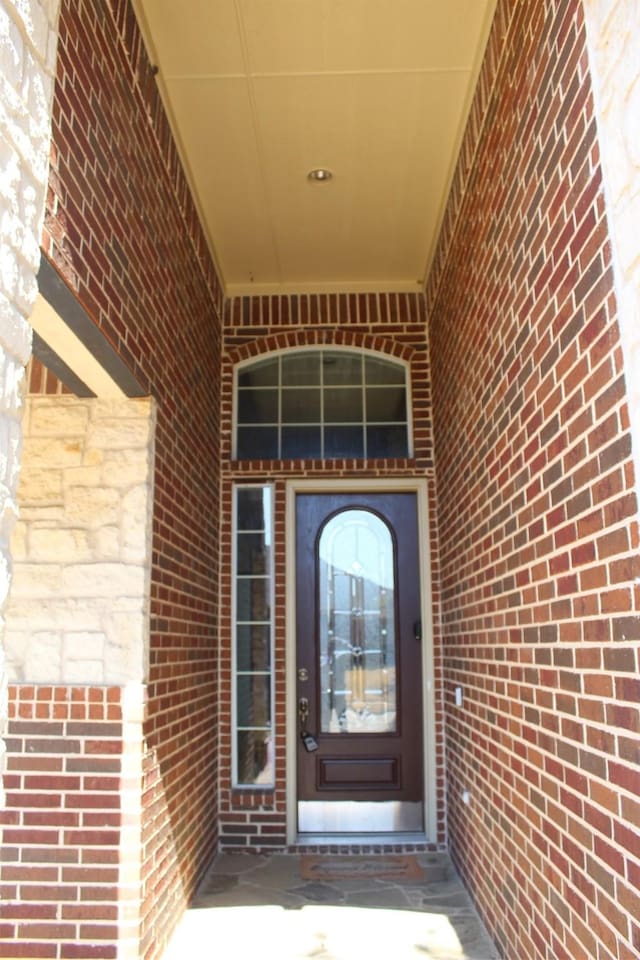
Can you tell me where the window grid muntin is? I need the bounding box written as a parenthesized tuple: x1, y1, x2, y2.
(234, 349, 411, 460)
(233, 484, 275, 788)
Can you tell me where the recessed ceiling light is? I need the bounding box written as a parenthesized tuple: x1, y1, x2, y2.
(307, 168, 333, 182)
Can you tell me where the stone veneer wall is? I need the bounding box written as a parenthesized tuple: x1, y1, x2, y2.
(582, 0, 640, 513)
(1, 397, 153, 959)
(427, 1, 640, 958)
(4, 397, 154, 686)
(0, 0, 59, 803)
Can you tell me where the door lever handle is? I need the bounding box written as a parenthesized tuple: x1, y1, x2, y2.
(298, 697, 318, 753)
(298, 696, 309, 729)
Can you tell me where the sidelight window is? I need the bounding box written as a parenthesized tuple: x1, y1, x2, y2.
(235, 349, 410, 460)
(233, 484, 274, 787)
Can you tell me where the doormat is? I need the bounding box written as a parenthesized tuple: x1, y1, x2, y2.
(301, 854, 424, 882)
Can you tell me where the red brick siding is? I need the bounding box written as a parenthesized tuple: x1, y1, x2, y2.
(0, 686, 125, 960)
(25, 359, 72, 396)
(427, 2, 640, 958)
(26, 1, 224, 957)
(219, 293, 443, 849)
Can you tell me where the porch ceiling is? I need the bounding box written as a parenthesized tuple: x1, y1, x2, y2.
(133, 0, 496, 296)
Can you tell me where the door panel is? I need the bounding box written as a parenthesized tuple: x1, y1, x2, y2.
(296, 492, 423, 808)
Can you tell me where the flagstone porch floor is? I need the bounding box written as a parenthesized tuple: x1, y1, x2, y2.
(162, 851, 500, 959)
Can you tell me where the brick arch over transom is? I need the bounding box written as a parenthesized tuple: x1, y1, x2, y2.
(221, 294, 433, 470)
(226, 330, 416, 367)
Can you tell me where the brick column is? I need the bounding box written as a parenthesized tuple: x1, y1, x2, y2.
(583, 0, 640, 506)
(0, 0, 60, 800)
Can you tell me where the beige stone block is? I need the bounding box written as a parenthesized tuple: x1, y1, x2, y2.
(18, 503, 64, 522)
(9, 561, 62, 597)
(25, 631, 62, 682)
(9, 519, 27, 560)
(64, 630, 105, 661)
(0, 294, 32, 363)
(0, 242, 19, 302)
(29, 400, 90, 436)
(105, 643, 145, 685)
(87, 417, 152, 451)
(64, 485, 120, 526)
(5, 416, 23, 494)
(7, 595, 103, 633)
(0, 551, 10, 608)
(25, 436, 83, 469)
(92, 398, 152, 421)
(17, 465, 62, 503)
(63, 464, 103, 487)
(3, 628, 27, 678)
(1, 353, 26, 417)
(121, 486, 151, 563)
(121, 682, 147, 724)
(84, 447, 103, 467)
(63, 659, 103, 684)
(61, 562, 145, 598)
(29, 526, 90, 561)
(104, 611, 145, 683)
(0, 418, 23, 496)
(9, 0, 51, 69)
(0, 491, 19, 545)
(16, 262, 39, 318)
(91, 525, 120, 559)
(101, 448, 150, 488)
(0, 7, 23, 80)
(121, 542, 148, 566)
(122, 484, 148, 523)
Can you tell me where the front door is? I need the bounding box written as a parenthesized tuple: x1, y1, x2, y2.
(295, 492, 424, 834)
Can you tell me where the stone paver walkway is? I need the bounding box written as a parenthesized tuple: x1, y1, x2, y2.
(162, 852, 500, 959)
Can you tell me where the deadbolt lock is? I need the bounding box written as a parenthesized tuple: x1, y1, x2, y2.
(298, 667, 309, 682)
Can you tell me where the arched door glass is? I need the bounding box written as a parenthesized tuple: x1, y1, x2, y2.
(318, 509, 397, 734)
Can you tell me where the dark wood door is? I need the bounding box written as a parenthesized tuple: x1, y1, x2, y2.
(296, 492, 423, 803)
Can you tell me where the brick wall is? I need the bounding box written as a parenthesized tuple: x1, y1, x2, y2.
(427, 1, 640, 958)
(219, 292, 443, 849)
(0, 685, 139, 960)
(10, 0, 225, 956)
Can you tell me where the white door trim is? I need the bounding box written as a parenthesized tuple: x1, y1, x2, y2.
(285, 477, 436, 845)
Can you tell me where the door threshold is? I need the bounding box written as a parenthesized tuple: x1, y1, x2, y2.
(294, 832, 428, 848)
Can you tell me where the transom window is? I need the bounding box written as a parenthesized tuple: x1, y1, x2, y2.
(235, 349, 410, 460)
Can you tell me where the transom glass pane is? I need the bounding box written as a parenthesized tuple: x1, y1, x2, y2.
(322, 351, 363, 385)
(282, 354, 321, 385)
(238, 357, 279, 387)
(235, 350, 410, 460)
(282, 388, 321, 423)
(324, 388, 363, 423)
(318, 509, 397, 734)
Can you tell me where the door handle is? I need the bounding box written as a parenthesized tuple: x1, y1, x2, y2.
(298, 696, 309, 729)
(298, 697, 318, 753)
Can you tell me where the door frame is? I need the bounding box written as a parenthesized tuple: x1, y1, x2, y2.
(285, 477, 436, 844)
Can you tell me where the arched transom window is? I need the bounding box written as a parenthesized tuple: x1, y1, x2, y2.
(235, 349, 410, 460)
